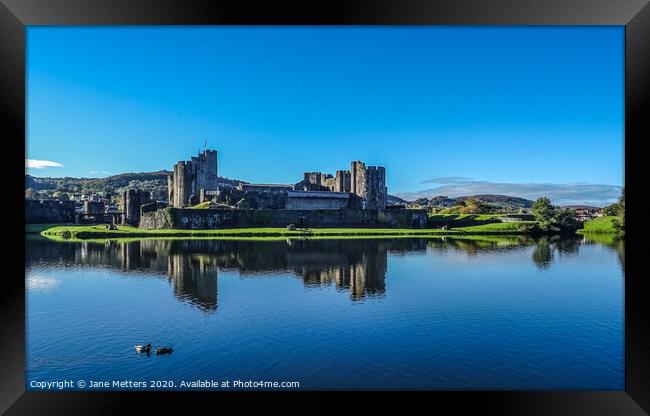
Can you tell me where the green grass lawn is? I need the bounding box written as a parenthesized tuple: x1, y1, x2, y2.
(32, 220, 537, 242)
(427, 213, 502, 228)
(428, 213, 500, 221)
(578, 216, 623, 234)
(454, 221, 535, 233)
(38, 224, 451, 240)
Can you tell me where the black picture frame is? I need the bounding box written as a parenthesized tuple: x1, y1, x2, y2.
(3, 0, 648, 414)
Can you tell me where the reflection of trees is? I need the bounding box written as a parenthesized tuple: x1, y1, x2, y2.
(427, 236, 536, 256)
(616, 239, 625, 274)
(532, 237, 553, 270)
(552, 235, 581, 256)
(529, 236, 581, 270)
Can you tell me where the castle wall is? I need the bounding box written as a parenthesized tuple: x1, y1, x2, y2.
(25, 200, 76, 224)
(167, 175, 174, 204)
(304, 172, 322, 185)
(240, 189, 289, 209)
(335, 170, 351, 193)
(84, 201, 105, 215)
(351, 161, 367, 200)
(120, 189, 151, 226)
(322, 176, 336, 191)
(365, 166, 388, 209)
(303, 172, 336, 191)
(140, 207, 428, 230)
(285, 191, 350, 210)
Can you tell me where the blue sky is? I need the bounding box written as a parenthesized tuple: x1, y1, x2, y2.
(26, 27, 624, 206)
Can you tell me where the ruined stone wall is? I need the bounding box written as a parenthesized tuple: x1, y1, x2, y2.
(335, 170, 351, 193)
(241, 189, 288, 209)
(304, 172, 322, 185)
(141, 201, 169, 214)
(285, 195, 350, 210)
(301, 172, 334, 190)
(322, 176, 336, 191)
(83, 201, 105, 215)
(25, 200, 76, 224)
(140, 207, 428, 230)
(303, 172, 336, 191)
(120, 189, 151, 226)
(215, 185, 244, 205)
(294, 180, 329, 192)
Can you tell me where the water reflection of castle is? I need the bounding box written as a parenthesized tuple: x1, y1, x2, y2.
(26, 238, 430, 309)
(26, 236, 602, 312)
(282, 239, 393, 299)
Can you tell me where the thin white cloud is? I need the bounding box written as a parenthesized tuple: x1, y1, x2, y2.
(397, 176, 623, 207)
(89, 170, 111, 176)
(26, 159, 64, 169)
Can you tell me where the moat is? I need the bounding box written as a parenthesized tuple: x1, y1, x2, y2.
(25, 235, 624, 390)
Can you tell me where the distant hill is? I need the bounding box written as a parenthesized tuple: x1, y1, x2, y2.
(25, 172, 244, 200)
(562, 205, 602, 210)
(454, 194, 534, 209)
(26, 171, 172, 192)
(409, 194, 534, 210)
(387, 194, 408, 205)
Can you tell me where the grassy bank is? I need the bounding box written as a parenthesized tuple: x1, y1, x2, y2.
(427, 213, 500, 227)
(452, 221, 536, 233)
(577, 216, 623, 234)
(33, 221, 535, 242)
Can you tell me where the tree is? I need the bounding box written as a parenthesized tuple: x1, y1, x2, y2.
(603, 188, 625, 217)
(554, 208, 580, 233)
(612, 188, 625, 234)
(459, 198, 491, 214)
(602, 204, 620, 216)
(531, 197, 557, 231)
(531, 197, 579, 234)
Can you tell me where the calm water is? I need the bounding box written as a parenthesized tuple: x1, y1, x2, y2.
(25, 235, 624, 390)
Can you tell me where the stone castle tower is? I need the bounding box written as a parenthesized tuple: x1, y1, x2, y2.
(168, 149, 218, 207)
(350, 161, 387, 209)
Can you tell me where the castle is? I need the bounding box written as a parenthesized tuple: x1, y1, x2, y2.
(167, 149, 388, 211)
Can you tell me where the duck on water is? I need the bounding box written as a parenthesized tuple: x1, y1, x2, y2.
(135, 343, 173, 355)
(134, 343, 151, 353)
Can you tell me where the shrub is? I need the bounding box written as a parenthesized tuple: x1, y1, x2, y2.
(517, 222, 541, 234)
